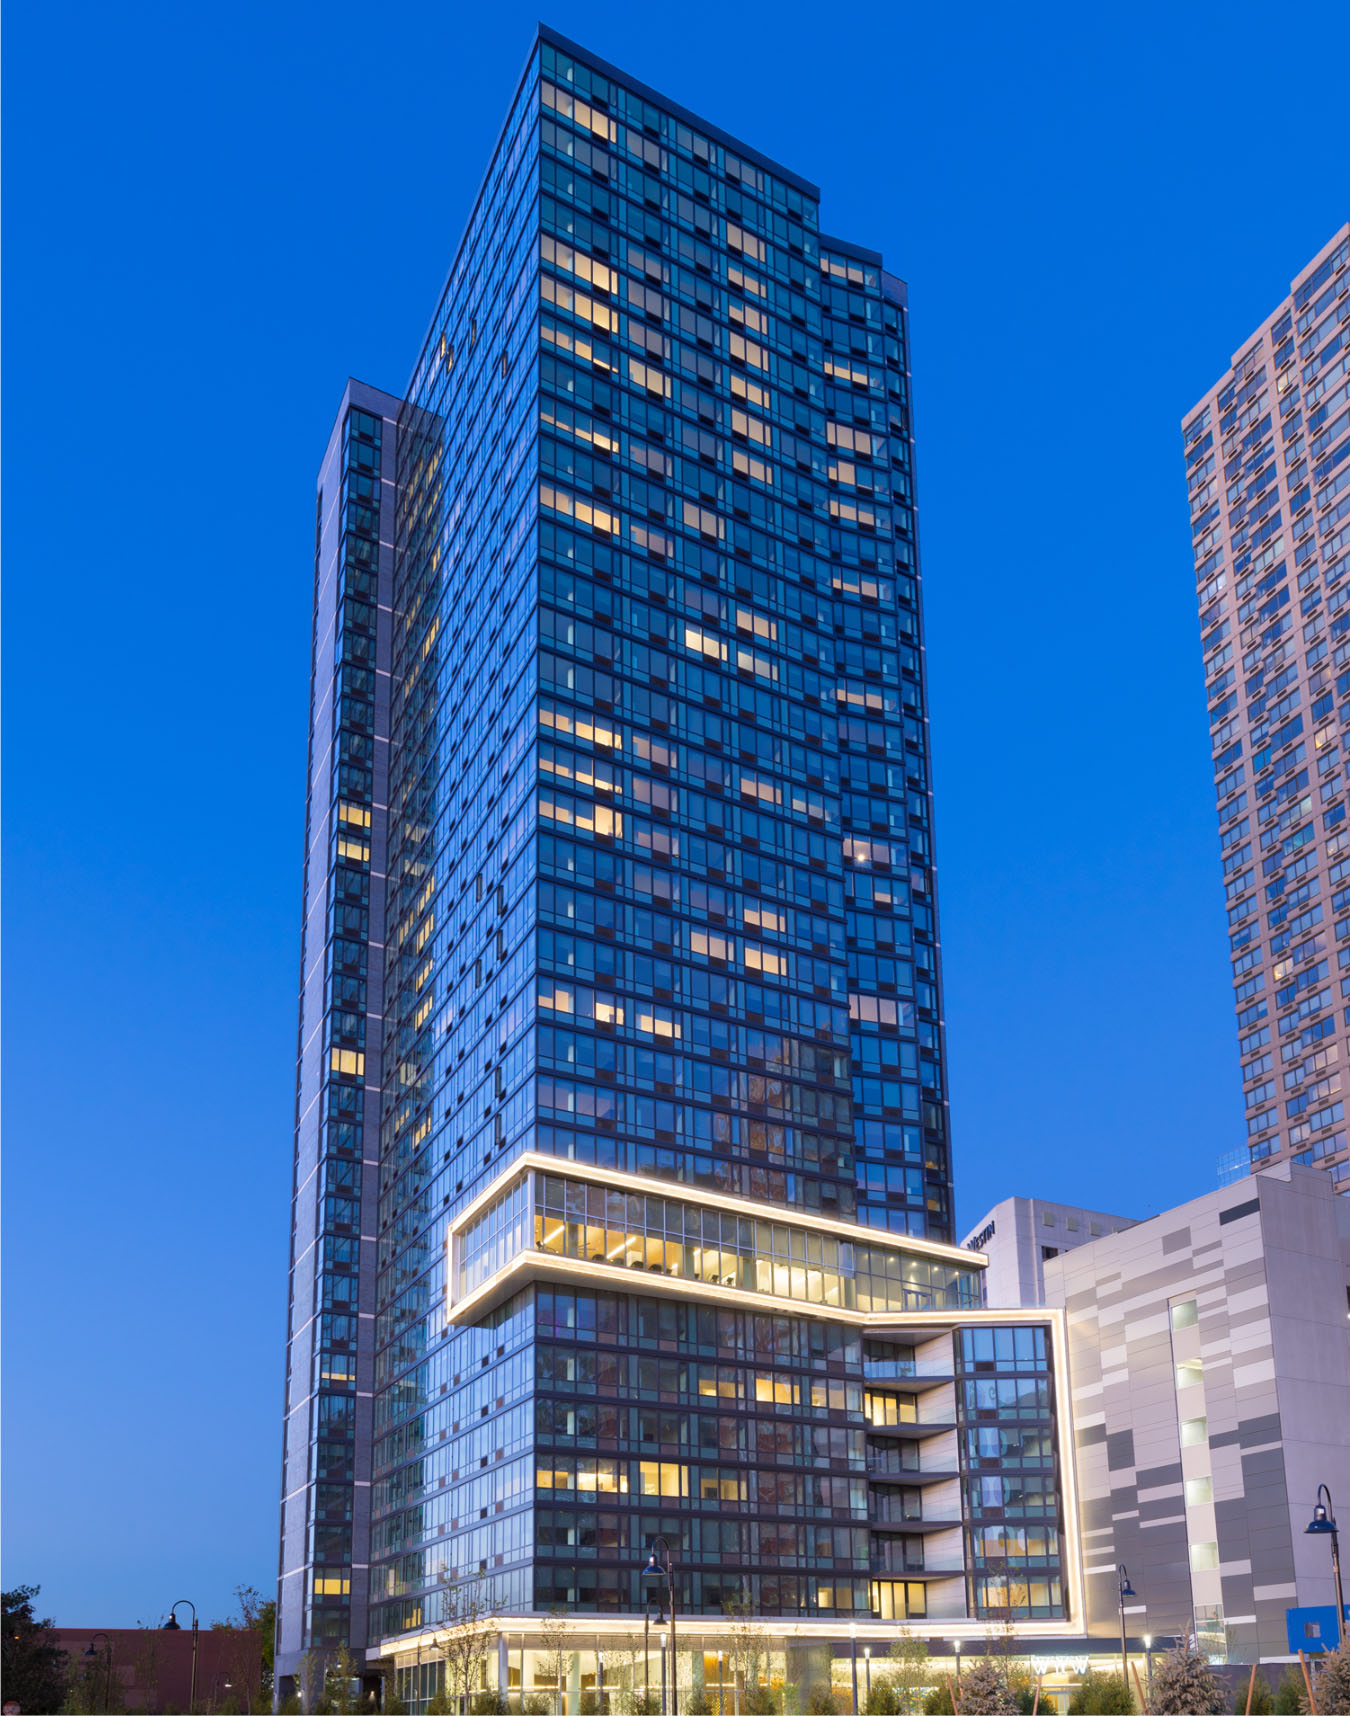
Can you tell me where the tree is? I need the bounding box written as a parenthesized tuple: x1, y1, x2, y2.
(382, 1678, 411, 1716)
(1308, 1648, 1350, 1715)
(954, 1659, 1021, 1715)
(208, 1583, 275, 1712)
(1145, 1642, 1227, 1714)
(435, 1573, 500, 1715)
(537, 1607, 571, 1716)
(887, 1633, 933, 1715)
(60, 1651, 125, 1716)
(2, 1585, 70, 1714)
(321, 1644, 364, 1714)
(721, 1590, 772, 1715)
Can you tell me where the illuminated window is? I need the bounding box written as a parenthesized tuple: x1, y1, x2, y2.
(1180, 1417, 1208, 1447)
(691, 929, 733, 962)
(637, 1461, 687, 1497)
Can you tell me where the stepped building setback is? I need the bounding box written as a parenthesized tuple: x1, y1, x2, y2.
(276, 27, 1077, 1707)
(271, 31, 1350, 1716)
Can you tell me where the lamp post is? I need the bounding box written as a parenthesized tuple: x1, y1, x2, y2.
(864, 1646, 871, 1711)
(414, 1622, 439, 1711)
(849, 1624, 859, 1716)
(640, 1539, 677, 1716)
(1143, 1635, 1153, 1689)
(1306, 1486, 1346, 1651)
(165, 1599, 198, 1715)
(953, 1639, 961, 1702)
(85, 1632, 113, 1713)
(716, 1649, 724, 1716)
(1117, 1567, 1138, 1691)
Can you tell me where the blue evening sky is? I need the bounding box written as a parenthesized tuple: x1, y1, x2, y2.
(4, 0, 1347, 1628)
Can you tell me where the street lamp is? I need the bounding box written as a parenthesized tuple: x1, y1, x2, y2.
(1306, 1486, 1346, 1651)
(640, 1540, 677, 1716)
(849, 1624, 859, 1716)
(1117, 1568, 1138, 1690)
(165, 1600, 198, 1715)
(1143, 1635, 1153, 1688)
(413, 1621, 440, 1710)
(85, 1632, 113, 1713)
(864, 1645, 872, 1711)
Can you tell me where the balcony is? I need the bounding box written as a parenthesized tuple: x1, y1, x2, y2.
(862, 1416, 954, 1440)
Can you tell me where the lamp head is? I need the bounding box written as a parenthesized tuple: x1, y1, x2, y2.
(1307, 1502, 1337, 1535)
(640, 1554, 666, 1620)
(1120, 1578, 1138, 1600)
(164, 1615, 182, 1632)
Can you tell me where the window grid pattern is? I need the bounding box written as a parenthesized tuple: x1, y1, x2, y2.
(359, 29, 968, 1644)
(954, 1327, 1066, 1620)
(1184, 225, 1350, 1186)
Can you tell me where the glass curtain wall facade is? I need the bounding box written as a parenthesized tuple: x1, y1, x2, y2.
(1183, 225, 1350, 1189)
(278, 381, 401, 1690)
(282, 29, 1011, 1696)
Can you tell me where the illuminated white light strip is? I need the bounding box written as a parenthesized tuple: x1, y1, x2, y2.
(448, 1247, 989, 1327)
(371, 1612, 1086, 1659)
(450, 1151, 987, 1268)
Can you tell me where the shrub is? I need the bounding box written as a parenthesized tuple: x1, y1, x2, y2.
(806, 1685, 841, 1715)
(922, 1682, 955, 1715)
(954, 1660, 1021, 1714)
(1069, 1670, 1133, 1713)
(1273, 1668, 1305, 1713)
(1235, 1671, 1276, 1714)
(864, 1678, 902, 1715)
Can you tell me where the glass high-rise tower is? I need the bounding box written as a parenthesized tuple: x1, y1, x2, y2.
(278, 29, 1080, 1708)
(1183, 224, 1350, 1191)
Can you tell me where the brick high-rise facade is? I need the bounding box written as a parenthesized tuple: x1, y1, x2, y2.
(1184, 224, 1350, 1189)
